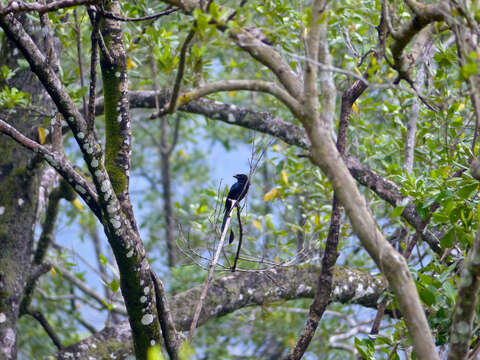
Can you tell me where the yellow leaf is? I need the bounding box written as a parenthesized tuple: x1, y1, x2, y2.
(353, 66, 362, 76)
(228, 91, 236, 97)
(274, 255, 279, 264)
(314, 214, 320, 226)
(147, 345, 165, 360)
(38, 127, 46, 145)
(272, 144, 282, 151)
(72, 198, 83, 211)
(264, 187, 279, 201)
(388, 72, 394, 79)
(253, 220, 262, 231)
(281, 170, 289, 185)
(126, 57, 137, 70)
(458, 103, 466, 111)
(50, 267, 56, 276)
(178, 149, 187, 159)
(352, 103, 359, 114)
(288, 336, 296, 347)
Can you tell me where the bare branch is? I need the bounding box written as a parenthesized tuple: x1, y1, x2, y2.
(87, 9, 99, 131)
(228, 27, 303, 99)
(188, 200, 237, 341)
(389, 0, 447, 80)
(0, 0, 98, 15)
(57, 265, 386, 359)
(166, 29, 195, 115)
(98, 6, 178, 22)
(150, 271, 181, 359)
(74, 9, 87, 118)
(26, 309, 64, 349)
(168, 80, 302, 117)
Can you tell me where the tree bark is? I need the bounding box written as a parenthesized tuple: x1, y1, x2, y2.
(0, 18, 49, 359)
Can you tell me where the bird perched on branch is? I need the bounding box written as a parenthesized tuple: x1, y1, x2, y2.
(221, 174, 250, 240)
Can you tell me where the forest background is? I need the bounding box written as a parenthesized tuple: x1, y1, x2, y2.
(0, 0, 479, 359)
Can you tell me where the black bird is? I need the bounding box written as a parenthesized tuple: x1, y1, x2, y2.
(221, 174, 250, 238)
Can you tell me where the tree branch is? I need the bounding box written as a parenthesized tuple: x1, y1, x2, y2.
(98, 6, 178, 22)
(165, 29, 195, 115)
(389, 0, 447, 80)
(168, 80, 302, 117)
(27, 309, 64, 349)
(447, 226, 480, 360)
(150, 271, 180, 360)
(57, 265, 385, 359)
(188, 200, 236, 341)
(56, 265, 127, 316)
(0, 117, 100, 217)
(0, 0, 98, 15)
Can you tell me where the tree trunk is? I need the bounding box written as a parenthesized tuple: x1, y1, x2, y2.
(0, 26, 44, 359)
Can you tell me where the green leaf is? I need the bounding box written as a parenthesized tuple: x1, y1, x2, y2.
(418, 286, 436, 306)
(99, 253, 107, 266)
(392, 206, 405, 218)
(109, 279, 120, 293)
(457, 183, 478, 199)
(179, 341, 195, 360)
(461, 61, 478, 78)
(354, 338, 374, 359)
(209, 2, 220, 20)
(440, 227, 455, 249)
(443, 281, 456, 305)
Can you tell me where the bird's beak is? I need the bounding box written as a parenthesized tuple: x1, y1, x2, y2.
(233, 175, 240, 179)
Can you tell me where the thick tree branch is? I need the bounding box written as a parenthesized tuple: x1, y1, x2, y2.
(0, 0, 98, 15)
(286, 3, 337, 358)
(57, 265, 385, 359)
(150, 271, 180, 359)
(168, 80, 302, 117)
(302, 0, 326, 128)
(389, 0, 447, 80)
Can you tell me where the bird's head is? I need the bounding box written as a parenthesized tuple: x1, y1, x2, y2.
(234, 174, 249, 183)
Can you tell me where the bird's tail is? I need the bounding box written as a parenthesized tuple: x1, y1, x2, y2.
(220, 212, 228, 233)
(221, 201, 232, 233)
(221, 210, 235, 244)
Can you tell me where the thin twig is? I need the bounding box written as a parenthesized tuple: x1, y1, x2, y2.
(99, 6, 178, 22)
(27, 309, 64, 349)
(166, 29, 196, 115)
(87, 9, 99, 131)
(188, 200, 237, 341)
(74, 9, 87, 118)
(95, 18, 113, 64)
